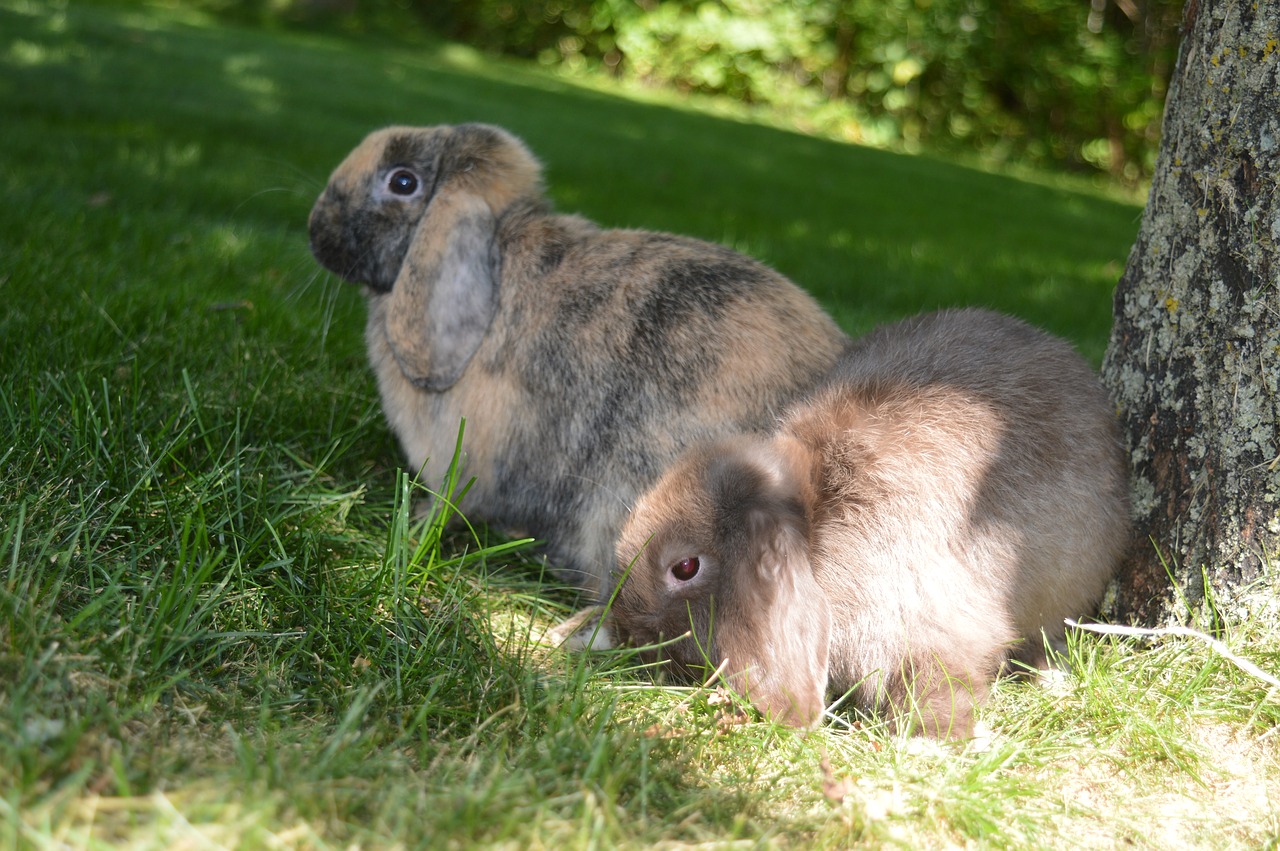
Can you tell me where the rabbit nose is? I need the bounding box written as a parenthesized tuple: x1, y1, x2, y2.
(306, 203, 357, 281)
(306, 201, 332, 253)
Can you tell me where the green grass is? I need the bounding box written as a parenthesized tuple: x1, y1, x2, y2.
(2, 1, 1277, 848)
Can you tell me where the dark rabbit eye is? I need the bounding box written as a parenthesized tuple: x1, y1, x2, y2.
(671, 556, 700, 582)
(387, 169, 420, 196)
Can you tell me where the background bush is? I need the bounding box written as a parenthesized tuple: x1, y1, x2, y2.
(247, 0, 1181, 183)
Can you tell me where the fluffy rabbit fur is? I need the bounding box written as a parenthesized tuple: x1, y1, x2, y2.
(308, 124, 847, 599)
(610, 308, 1129, 738)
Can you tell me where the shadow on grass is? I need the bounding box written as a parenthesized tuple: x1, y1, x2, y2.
(3, 0, 1139, 365)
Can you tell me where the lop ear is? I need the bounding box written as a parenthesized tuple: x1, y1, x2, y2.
(713, 450, 831, 728)
(385, 187, 499, 391)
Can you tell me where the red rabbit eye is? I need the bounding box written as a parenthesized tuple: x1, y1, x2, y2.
(671, 556, 700, 581)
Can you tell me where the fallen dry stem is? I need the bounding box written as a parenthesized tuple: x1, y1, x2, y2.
(1065, 618, 1280, 694)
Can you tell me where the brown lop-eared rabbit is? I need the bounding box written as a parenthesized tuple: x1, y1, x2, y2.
(610, 308, 1130, 738)
(308, 124, 848, 599)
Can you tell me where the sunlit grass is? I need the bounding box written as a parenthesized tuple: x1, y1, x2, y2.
(1, 1, 1276, 848)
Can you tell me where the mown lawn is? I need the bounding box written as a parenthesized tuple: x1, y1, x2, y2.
(2, 1, 1277, 848)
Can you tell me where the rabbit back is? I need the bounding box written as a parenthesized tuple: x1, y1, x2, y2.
(824, 309, 1127, 648)
(478, 218, 846, 592)
(793, 308, 1128, 721)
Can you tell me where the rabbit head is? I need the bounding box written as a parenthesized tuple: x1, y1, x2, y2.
(612, 436, 832, 727)
(308, 123, 542, 391)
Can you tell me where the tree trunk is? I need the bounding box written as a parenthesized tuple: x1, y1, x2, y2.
(1101, 0, 1279, 626)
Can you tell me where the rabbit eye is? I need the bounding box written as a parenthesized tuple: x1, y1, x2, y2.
(387, 169, 420, 196)
(670, 557, 700, 582)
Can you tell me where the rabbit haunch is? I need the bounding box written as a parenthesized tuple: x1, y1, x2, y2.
(308, 123, 847, 599)
(611, 308, 1129, 738)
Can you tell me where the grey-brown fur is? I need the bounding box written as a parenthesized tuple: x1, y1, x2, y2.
(611, 308, 1130, 737)
(308, 124, 848, 598)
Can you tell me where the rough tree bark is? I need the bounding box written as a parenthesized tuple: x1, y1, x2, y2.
(1101, 0, 1279, 625)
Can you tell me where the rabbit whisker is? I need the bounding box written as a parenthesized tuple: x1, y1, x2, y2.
(283, 266, 348, 352)
(251, 155, 328, 191)
(563, 473, 634, 515)
(232, 186, 306, 218)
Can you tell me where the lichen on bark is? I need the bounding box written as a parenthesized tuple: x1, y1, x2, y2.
(1101, 0, 1279, 625)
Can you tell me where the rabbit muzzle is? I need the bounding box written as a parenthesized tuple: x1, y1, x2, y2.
(307, 188, 405, 293)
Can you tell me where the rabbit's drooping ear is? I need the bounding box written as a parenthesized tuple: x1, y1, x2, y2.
(385, 125, 540, 391)
(711, 446, 831, 728)
(385, 188, 499, 390)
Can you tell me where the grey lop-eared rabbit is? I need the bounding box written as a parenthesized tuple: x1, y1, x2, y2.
(610, 308, 1129, 738)
(308, 123, 848, 599)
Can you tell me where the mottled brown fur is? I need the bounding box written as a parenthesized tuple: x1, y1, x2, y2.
(309, 124, 847, 598)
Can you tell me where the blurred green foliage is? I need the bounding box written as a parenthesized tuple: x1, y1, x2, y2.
(180, 0, 1181, 183)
